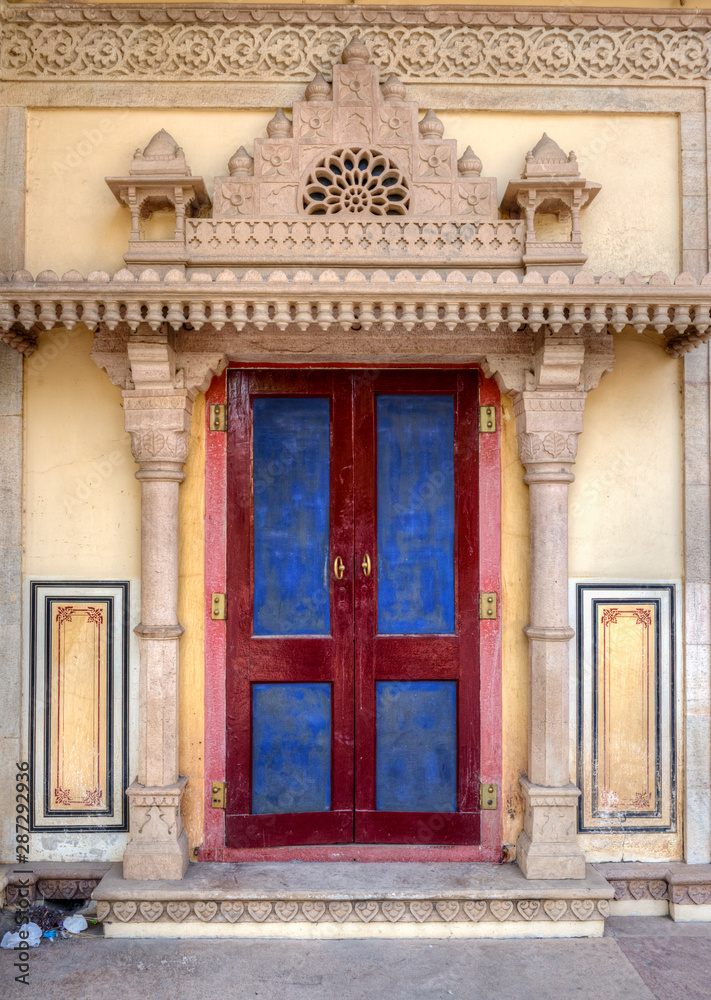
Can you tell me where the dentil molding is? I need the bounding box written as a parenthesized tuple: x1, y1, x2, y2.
(0, 267, 708, 386)
(1, 4, 709, 84)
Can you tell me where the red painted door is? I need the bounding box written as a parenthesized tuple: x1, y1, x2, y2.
(225, 370, 480, 848)
(354, 372, 480, 844)
(225, 371, 355, 847)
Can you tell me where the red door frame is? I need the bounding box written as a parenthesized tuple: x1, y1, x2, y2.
(201, 365, 502, 863)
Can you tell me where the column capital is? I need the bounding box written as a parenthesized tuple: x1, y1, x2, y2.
(122, 341, 194, 478)
(513, 388, 587, 482)
(123, 389, 193, 478)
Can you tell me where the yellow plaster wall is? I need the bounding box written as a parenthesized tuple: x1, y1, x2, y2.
(26, 110, 679, 280)
(440, 113, 680, 279)
(500, 396, 530, 846)
(570, 330, 684, 581)
(23, 328, 141, 578)
(178, 396, 206, 856)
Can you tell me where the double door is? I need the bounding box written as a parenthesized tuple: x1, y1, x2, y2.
(225, 370, 481, 847)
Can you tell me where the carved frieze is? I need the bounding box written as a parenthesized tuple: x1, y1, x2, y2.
(1, 7, 708, 84)
(94, 895, 611, 925)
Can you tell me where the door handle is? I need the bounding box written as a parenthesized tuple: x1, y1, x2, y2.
(333, 556, 345, 580)
(361, 553, 371, 577)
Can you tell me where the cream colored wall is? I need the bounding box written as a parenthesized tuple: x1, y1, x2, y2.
(26, 110, 679, 279)
(501, 397, 530, 847)
(23, 106, 685, 858)
(26, 110, 272, 277)
(440, 114, 680, 279)
(178, 396, 206, 857)
(23, 328, 140, 578)
(571, 330, 684, 581)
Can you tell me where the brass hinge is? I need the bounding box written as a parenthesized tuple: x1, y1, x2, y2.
(479, 405, 496, 433)
(209, 404, 227, 432)
(211, 782, 226, 809)
(479, 592, 497, 619)
(479, 783, 498, 810)
(211, 593, 226, 620)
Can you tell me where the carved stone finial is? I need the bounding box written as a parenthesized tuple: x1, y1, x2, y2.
(522, 133, 580, 178)
(305, 72, 331, 102)
(266, 108, 293, 139)
(457, 145, 483, 178)
(142, 129, 179, 159)
(228, 145, 254, 178)
(341, 36, 370, 65)
(130, 129, 190, 176)
(381, 73, 406, 102)
(531, 133, 569, 163)
(419, 109, 445, 140)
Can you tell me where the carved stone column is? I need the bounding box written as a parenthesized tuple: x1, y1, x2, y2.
(121, 341, 192, 880)
(514, 341, 588, 879)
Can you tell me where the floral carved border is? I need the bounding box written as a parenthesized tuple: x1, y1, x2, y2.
(1, 4, 709, 83)
(96, 897, 611, 924)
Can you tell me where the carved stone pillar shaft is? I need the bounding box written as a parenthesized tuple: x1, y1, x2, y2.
(121, 342, 192, 880)
(526, 474, 573, 788)
(514, 383, 587, 880)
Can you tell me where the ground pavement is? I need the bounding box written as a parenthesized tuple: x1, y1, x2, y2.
(0, 916, 709, 1000)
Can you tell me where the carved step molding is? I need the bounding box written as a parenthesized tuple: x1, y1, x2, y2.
(3, 863, 112, 905)
(92, 861, 614, 938)
(1, 4, 709, 85)
(594, 863, 711, 921)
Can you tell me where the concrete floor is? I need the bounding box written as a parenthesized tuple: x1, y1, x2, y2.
(1, 916, 709, 1000)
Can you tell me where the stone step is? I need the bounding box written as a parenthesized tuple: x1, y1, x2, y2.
(594, 862, 711, 922)
(93, 861, 613, 939)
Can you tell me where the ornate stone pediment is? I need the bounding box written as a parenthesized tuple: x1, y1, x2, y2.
(212, 37, 497, 227)
(105, 38, 604, 275)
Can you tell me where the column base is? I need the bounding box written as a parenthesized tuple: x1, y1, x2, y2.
(123, 777, 190, 881)
(516, 776, 586, 880)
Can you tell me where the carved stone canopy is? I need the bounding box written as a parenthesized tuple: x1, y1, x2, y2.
(501, 134, 601, 277)
(106, 129, 210, 265)
(103, 39, 599, 276)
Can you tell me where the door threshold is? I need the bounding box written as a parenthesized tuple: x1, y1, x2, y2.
(199, 844, 498, 863)
(94, 861, 612, 940)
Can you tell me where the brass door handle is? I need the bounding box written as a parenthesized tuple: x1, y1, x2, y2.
(361, 553, 371, 577)
(333, 556, 345, 580)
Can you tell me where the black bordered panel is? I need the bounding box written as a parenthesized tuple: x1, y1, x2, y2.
(576, 583, 676, 835)
(29, 581, 129, 833)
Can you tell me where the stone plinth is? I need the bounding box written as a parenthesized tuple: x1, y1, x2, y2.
(122, 778, 190, 882)
(93, 861, 613, 939)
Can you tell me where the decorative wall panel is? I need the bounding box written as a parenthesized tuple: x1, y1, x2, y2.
(577, 584, 676, 833)
(29, 581, 129, 831)
(1, 6, 709, 85)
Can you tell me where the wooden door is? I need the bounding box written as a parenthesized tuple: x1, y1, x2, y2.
(353, 371, 480, 844)
(225, 371, 354, 847)
(225, 369, 480, 848)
